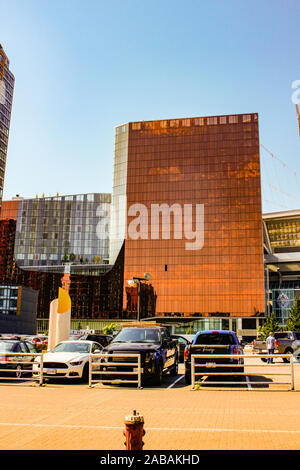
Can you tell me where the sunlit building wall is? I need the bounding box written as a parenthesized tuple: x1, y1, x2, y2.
(111, 113, 265, 318)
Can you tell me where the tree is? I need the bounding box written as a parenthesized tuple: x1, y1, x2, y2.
(285, 297, 300, 331)
(257, 312, 280, 340)
(69, 253, 76, 262)
(103, 323, 117, 335)
(62, 253, 69, 262)
(92, 255, 101, 263)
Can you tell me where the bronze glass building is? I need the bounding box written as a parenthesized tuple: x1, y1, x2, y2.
(111, 113, 265, 320)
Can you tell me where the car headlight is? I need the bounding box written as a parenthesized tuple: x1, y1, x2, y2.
(70, 360, 83, 366)
(145, 352, 156, 363)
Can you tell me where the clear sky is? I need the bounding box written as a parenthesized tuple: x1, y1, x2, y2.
(1, 0, 300, 212)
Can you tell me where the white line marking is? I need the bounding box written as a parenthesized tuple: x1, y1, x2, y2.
(245, 375, 252, 390)
(0, 422, 299, 434)
(167, 375, 184, 389)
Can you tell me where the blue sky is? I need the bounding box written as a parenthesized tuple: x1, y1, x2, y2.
(1, 0, 300, 212)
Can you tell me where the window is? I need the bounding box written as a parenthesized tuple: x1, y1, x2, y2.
(132, 122, 141, 130)
(207, 117, 218, 125)
(242, 114, 251, 122)
(228, 115, 238, 124)
(19, 342, 28, 353)
(219, 116, 227, 124)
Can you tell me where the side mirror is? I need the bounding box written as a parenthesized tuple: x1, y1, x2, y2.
(94, 349, 101, 354)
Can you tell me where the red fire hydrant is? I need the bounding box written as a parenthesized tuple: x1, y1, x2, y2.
(123, 410, 145, 450)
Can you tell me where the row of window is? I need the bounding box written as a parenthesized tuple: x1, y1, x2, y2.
(130, 115, 256, 131)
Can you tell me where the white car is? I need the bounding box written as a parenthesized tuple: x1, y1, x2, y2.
(32, 340, 103, 382)
(292, 340, 300, 363)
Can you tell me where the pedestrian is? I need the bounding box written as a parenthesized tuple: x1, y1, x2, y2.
(266, 332, 275, 364)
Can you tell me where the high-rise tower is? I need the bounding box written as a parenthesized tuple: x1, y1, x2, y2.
(110, 113, 265, 319)
(0, 44, 15, 210)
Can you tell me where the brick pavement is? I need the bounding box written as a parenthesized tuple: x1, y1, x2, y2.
(0, 362, 299, 450)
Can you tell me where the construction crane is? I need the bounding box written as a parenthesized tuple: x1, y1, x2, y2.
(296, 104, 300, 139)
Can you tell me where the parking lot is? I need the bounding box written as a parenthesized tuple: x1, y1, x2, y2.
(0, 358, 300, 450)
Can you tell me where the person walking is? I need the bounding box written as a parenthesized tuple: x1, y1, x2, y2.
(266, 332, 276, 364)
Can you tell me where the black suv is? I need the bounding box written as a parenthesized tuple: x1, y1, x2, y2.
(101, 326, 178, 385)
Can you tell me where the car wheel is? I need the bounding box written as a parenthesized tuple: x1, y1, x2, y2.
(170, 357, 178, 376)
(81, 363, 89, 383)
(261, 358, 267, 363)
(185, 372, 191, 385)
(283, 349, 293, 363)
(153, 362, 163, 386)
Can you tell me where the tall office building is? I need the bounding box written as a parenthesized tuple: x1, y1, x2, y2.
(0, 45, 15, 210)
(12, 193, 111, 267)
(111, 113, 265, 320)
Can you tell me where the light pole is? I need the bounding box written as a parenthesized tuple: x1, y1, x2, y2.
(131, 273, 151, 322)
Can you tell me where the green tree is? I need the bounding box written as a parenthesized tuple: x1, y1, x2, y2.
(69, 253, 76, 262)
(103, 323, 117, 335)
(257, 312, 280, 340)
(62, 253, 69, 262)
(285, 297, 300, 331)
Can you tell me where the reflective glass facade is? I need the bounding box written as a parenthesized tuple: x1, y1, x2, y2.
(265, 213, 300, 252)
(14, 193, 111, 266)
(0, 45, 15, 210)
(112, 114, 265, 318)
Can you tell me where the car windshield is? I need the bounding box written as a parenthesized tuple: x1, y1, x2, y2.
(0, 341, 15, 352)
(195, 333, 235, 345)
(112, 328, 161, 343)
(51, 342, 91, 353)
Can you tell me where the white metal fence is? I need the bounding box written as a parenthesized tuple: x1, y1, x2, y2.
(0, 352, 44, 385)
(89, 353, 142, 388)
(191, 354, 295, 390)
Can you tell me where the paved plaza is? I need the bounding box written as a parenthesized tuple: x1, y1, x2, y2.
(0, 360, 299, 450)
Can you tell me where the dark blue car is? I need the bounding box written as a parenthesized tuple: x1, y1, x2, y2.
(184, 330, 244, 384)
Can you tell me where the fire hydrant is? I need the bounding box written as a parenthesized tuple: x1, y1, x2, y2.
(123, 410, 145, 450)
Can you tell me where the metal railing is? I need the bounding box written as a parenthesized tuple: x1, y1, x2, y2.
(89, 353, 142, 388)
(191, 354, 295, 391)
(0, 352, 44, 386)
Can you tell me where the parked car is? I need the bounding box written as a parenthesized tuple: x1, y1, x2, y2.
(184, 330, 244, 384)
(32, 340, 103, 382)
(171, 334, 193, 362)
(69, 334, 83, 341)
(24, 341, 39, 354)
(292, 340, 300, 362)
(252, 331, 300, 362)
(0, 340, 36, 378)
(100, 326, 178, 386)
(79, 333, 113, 347)
(29, 336, 48, 352)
